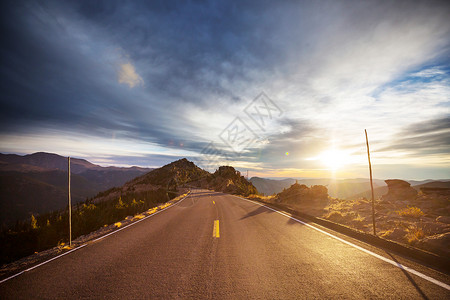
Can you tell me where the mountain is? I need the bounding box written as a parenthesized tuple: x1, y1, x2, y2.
(129, 158, 209, 188)
(407, 179, 443, 186)
(250, 177, 296, 195)
(0, 152, 150, 175)
(0, 152, 153, 226)
(0, 152, 97, 174)
(412, 181, 450, 190)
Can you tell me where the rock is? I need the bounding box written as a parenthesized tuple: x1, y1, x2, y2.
(385, 179, 411, 188)
(381, 179, 417, 202)
(277, 183, 329, 204)
(416, 232, 450, 257)
(208, 166, 257, 196)
(436, 215, 450, 224)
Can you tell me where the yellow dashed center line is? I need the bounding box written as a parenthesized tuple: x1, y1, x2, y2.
(213, 220, 220, 238)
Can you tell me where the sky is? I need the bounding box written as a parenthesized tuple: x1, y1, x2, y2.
(1, 0, 449, 180)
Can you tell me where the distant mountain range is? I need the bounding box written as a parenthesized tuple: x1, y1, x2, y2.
(250, 177, 450, 199)
(0, 152, 153, 226)
(350, 180, 450, 200)
(0, 153, 257, 228)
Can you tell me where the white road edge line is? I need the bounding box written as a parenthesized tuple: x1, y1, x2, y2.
(235, 195, 450, 291)
(0, 191, 191, 284)
(92, 191, 191, 243)
(0, 244, 87, 284)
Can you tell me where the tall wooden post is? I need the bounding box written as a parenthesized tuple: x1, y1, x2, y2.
(365, 130, 376, 235)
(68, 157, 72, 247)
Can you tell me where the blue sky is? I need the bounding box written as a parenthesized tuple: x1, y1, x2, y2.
(1, 0, 449, 180)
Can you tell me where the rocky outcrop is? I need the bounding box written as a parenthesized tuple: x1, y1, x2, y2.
(381, 179, 417, 202)
(208, 166, 257, 196)
(277, 182, 328, 204)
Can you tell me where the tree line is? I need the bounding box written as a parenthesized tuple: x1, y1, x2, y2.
(0, 188, 174, 265)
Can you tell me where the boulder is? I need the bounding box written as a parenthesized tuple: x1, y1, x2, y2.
(385, 179, 412, 188)
(381, 179, 417, 202)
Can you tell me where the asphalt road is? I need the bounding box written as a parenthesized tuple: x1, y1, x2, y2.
(1, 189, 449, 299)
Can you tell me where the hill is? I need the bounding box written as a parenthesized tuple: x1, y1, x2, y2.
(0, 152, 153, 226)
(95, 159, 257, 203)
(129, 158, 209, 188)
(413, 181, 450, 190)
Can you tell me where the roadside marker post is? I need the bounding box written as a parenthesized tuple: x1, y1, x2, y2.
(365, 130, 376, 236)
(68, 157, 72, 247)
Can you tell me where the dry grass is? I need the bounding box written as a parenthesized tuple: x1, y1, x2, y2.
(324, 211, 362, 223)
(380, 229, 394, 238)
(132, 214, 145, 220)
(406, 225, 426, 244)
(114, 222, 122, 228)
(147, 208, 157, 214)
(170, 192, 189, 202)
(159, 202, 172, 209)
(397, 206, 425, 218)
(247, 194, 276, 203)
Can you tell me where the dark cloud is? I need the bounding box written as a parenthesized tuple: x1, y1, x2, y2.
(0, 0, 277, 143)
(403, 116, 450, 135)
(378, 117, 450, 154)
(93, 153, 196, 168)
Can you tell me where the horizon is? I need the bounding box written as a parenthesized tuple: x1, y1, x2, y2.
(1, 1, 449, 180)
(2, 151, 449, 182)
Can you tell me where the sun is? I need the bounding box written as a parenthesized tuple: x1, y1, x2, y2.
(319, 149, 349, 170)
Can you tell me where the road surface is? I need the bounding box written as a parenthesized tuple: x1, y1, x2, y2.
(1, 190, 449, 299)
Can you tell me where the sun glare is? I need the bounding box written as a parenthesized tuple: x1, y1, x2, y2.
(319, 149, 349, 170)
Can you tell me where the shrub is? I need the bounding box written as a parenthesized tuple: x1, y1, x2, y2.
(31, 214, 38, 230)
(406, 225, 425, 244)
(324, 211, 345, 223)
(397, 206, 424, 218)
